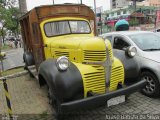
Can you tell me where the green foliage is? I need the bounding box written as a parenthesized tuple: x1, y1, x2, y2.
(129, 19, 139, 26)
(0, 0, 20, 40)
(5, 7, 20, 32)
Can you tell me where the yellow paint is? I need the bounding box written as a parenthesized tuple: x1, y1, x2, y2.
(5, 92, 11, 99)
(109, 57, 125, 91)
(8, 108, 12, 115)
(73, 62, 106, 97)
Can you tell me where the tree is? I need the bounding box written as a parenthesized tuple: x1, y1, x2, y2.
(5, 7, 20, 37)
(0, 0, 20, 43)
(0, 6, 8, 43)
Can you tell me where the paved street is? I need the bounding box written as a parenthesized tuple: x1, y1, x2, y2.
(0, 48, 24, 71)
(0, 74, 160, 120)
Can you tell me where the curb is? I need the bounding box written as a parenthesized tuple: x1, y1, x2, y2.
(0, 70, 28, 80)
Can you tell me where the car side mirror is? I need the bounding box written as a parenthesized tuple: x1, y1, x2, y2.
(125, 46, 137, 57)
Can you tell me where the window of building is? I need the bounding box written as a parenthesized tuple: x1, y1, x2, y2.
(117, 11, 120, 15)
(123, 10, 127, 14)
(111, 13, 114, 16)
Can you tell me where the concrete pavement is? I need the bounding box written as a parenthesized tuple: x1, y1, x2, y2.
(0, 48, 24, 71)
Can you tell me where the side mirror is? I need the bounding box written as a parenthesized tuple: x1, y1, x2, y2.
(125, 46, 137, 57)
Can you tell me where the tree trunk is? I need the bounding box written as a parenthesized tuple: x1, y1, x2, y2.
(0, 27, 5, 45)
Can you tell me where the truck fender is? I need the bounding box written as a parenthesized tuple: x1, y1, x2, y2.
(38, 59, 83, 102)
(23, 52, 35, 66)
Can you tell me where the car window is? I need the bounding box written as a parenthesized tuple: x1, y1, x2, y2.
(129, 33, 160, 51)
(113, 37, 129, 50)
(105, 36, 112, 42)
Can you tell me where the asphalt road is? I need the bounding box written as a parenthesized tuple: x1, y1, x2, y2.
(0, 48, 24, 71)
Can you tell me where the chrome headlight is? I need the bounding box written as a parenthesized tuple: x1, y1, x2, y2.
(56, 56, 69, 71)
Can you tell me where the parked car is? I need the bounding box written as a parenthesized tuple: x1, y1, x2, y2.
(100, 31, 160, 97)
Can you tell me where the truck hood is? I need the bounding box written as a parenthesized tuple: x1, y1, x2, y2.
(50, 36, 106, 50)
(142, 51, 160, 63)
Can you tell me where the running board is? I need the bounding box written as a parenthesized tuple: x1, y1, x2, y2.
(27, 65, 38, 80)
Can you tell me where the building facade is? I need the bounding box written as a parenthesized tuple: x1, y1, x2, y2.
(111, 0, 130, 9)
(136, 0, 160, 7)
(105, 6, 156, 27)
(137, 0, 150, 6)
(149, 0, 160, 7)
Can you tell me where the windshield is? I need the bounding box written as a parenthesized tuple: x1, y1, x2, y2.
(129, 33, 160, 51)
(44, 20, 91, 37)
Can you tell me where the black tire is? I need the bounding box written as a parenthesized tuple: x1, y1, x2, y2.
(141, 71, 160, 97)
(48, 87, 64, 120)
(23, 52, 35, 67)
(23, 52, 35, 78)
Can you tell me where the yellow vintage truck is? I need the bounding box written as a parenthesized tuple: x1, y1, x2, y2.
(20, 4, 146, 118)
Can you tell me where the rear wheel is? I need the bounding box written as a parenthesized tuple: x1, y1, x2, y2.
(23, 52, 35, 77)
(141, 71, 160, 97)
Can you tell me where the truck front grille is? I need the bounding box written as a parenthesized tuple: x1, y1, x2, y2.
(83, 67, 105, 97)
(109, 66, 124, 91)
(83, 50, 106, 62)
(55, 51, 69, 58)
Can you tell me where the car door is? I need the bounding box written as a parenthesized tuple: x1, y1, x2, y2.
(112, 35, 140, 80)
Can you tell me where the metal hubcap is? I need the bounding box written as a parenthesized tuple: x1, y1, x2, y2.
(142, 76, 156, 94)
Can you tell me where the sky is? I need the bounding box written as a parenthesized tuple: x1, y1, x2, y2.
(26, 0, 111, 12)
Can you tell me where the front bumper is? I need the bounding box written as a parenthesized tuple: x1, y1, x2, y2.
(61, 79, 146, 112)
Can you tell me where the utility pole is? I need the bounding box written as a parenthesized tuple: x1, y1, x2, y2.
(94, 0, 97, 35)
(80, 0, 82, 4)
(0, 39, 4, 73)
(53, 0, 54, 4)
(18, 0, 27, 15)
(94, 0, 96, 15)
(133, 0, 137, 28)
(134, 0, 136, 11)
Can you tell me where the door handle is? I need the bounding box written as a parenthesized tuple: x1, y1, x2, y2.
(43, 44, 48, 47)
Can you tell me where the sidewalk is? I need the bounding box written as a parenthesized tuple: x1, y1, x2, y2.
(0, 74, 55, 120)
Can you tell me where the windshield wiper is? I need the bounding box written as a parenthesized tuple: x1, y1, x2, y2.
(143, 48, 160, 51)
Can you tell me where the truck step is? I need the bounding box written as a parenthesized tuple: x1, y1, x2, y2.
(27, 65, 38, 80)
(27, 65, 36, 70)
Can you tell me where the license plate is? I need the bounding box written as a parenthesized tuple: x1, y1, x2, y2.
(107, 95, 125, 107)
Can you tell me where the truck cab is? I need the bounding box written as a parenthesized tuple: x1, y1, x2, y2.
(20, 4, 146, 118)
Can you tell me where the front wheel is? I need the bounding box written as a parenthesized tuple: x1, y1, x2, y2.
(48, 87, 63, 120)
(141, 71, 160, 97)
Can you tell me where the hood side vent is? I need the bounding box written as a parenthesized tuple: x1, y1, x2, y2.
(55, 51, 69, 58)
